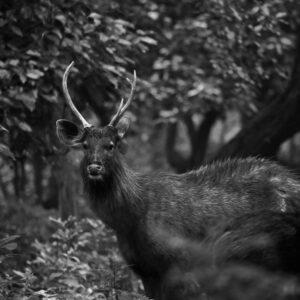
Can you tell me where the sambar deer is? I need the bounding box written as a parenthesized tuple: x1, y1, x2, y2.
(56, 62, 300, 300)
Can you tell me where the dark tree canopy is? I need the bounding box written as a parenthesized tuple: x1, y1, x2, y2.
(2, 1, 300, 299)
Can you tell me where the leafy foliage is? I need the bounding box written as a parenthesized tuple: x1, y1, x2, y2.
(1, 0, 300, 299)
(0, 0, 299, 168)
(0, 0, 155, 199)
(141, 0, 299, 120)
(0, 215, 148, 300)
(30, 217, 144, 299)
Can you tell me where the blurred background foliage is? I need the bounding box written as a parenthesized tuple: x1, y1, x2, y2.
(1, 0, 300, 298)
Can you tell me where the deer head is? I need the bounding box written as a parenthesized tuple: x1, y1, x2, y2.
(56, 62, 136, 181)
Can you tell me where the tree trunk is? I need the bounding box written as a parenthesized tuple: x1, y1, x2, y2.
(53, 156, 78, 220)
(33, 152, 44, 204)
(13, 160, 20, 199)
(165, 121, 189, 173)
(43, 169, 59, 209)
(188, 110, 218, 167)
(0, 163, 9, 199)
(166, 110, 218, 172)
(216, 30, 300, 160)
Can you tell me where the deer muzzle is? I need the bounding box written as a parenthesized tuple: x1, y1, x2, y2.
(87, 163, 104, 180)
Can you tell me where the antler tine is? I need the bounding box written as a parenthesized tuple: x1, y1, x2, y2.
(109, 70, 137, 126)
(63, 61, 92, 128)
(120, 70, 136, 115)
(109, 98, 124, 126)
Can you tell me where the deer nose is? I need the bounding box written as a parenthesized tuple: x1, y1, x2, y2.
(87, 163, 103, 176)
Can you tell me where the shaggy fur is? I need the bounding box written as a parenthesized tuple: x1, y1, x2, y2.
(57, 119, 300, 300)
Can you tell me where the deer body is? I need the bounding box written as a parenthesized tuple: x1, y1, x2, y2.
(56, 63, 300, 300)
(82, 151, 300, 298)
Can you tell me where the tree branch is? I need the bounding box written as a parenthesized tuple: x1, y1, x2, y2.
(165, 121, 189, 173)
(216, 26, 300, 160)
(192, 110, 218, 166)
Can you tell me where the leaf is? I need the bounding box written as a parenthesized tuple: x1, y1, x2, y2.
(139, 36, 157, 45)
(83, 24, 95, 34)
(15, 91, 37, 111)
(0, 143, 15, 160)
(17, 121, 32, 132)
(15, 68, 27, 83)
(0, 18, 8, 27)
(46, 33, 61, 46)
(2, 242, 18, 250)
(250, 6, 260, 15)
(0, 235, 20, 247)
(187, 84, 205, 97)
(49, 217, 65, 228)
(13, 270, 26, 278)
(0, 69, 10, 80)
(26, 50, 41, 57)
(254, 25, 263, 33)
(230, 7, 242, 21)
(153, 58, 170, 70)
(8, 59, 20, 66)
(61, 37, 73, 47)
(32, 290, 56, 298)
(1, 96, 12, 105)
(148, 11, 159, 20)
(118, 38, 131, 46)
(88, 12, 102, 26)
(70, 255, 80, 263)
(11, 25, 23, 36)
(40, 91, 58, 103)
(52, 28, 63, 39)
(281, 37, 293, 47)
(49, 272, 63, 281)
(61, 277, 79, 287)
(89, 12, 101, 19)
(276, 12, 287, 19)
(261, 4, 270, 16)
(0, 125, 8, 133)
(26, 69, 44, 80)
(159, 108, 179, 118)
(55, 14, 66, 26)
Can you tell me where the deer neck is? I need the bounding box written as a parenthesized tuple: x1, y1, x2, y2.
(82, 160, 144, 233)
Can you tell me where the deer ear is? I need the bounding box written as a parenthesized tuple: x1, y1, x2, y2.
(56, 119, 83, 146)
(116, 117, 130, 139)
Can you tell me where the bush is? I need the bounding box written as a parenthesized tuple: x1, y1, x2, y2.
(0, 214, 148, 300)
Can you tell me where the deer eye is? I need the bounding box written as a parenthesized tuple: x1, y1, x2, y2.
(82, 141, 88, 150)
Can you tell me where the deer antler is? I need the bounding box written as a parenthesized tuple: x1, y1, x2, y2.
(109, 70, 136, 126)
(63, 61, 92, 128)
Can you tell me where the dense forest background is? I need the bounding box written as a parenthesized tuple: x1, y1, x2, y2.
(1, 0, 300, 299)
